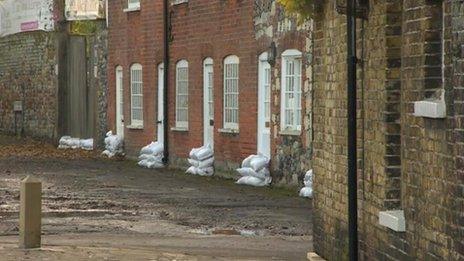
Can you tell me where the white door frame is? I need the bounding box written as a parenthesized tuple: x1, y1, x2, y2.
(258, 52, 271, 158)
(157, 63, 165, 144)
(203, 58, 214, 150)
(115, 66, 124, 138)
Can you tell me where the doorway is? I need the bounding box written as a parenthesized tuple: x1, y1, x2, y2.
(203, 58, 214, 150)
(258, 53, 271, 158)
(115, 66, 124, 138)
(157, 63, 165, 144)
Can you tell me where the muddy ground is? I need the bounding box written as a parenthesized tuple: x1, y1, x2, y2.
(0, 135, 312, 260)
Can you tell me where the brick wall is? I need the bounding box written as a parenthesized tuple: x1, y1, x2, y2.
(313, 0, 463, 259)
(107, 0, 312, 186)
(107, 0, 163, 155)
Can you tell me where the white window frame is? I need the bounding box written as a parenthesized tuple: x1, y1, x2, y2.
(128, 0, 140, 9)
(223, 55, 240, 130)
(130, 63, 143, 127)
(281, 49, 303, 132)
(175, 60, 189, 129)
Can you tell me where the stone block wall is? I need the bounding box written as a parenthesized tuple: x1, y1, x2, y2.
(254, 1, 313, 186)
(0, 32, 59, 140)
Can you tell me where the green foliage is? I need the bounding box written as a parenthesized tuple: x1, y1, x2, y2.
(277, 0, 313, 22)
(70, 21, 97, 35)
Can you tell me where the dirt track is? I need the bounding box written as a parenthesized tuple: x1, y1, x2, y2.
(0, 135, 312, 260)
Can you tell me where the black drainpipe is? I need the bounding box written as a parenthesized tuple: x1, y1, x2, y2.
(347, 0, 358, 260)
(162, 0, 170, 165)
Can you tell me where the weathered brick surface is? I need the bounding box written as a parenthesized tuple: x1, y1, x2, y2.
(107, 0, 312, 186)
(313, 0, 463, 259)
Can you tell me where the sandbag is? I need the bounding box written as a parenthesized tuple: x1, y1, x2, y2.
(299, 169, 313, 198)
(236, 167, 269, 180)
(191, 145, 213, 161)
(186, 145, 215, 176)
(304, 170, 313, 187)
(189, 147, 202, 159)
(79, 139, 94, 150)
(102, 131, 124, 158)
(140, 142, 163, 156)
(189, 155, 215, 167)
(58, 136, 94, 151)
(250, 156, 269, 172)
(241, 155, 256, 168)
(196, 167, 214, 176)
(138, 157, 164, 169)
(186, 166, 198, 175)
(299, 187, 313, 198)
(236, 176, 269, 187)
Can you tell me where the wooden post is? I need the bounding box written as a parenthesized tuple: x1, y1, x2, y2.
(19, 176, 42, 249)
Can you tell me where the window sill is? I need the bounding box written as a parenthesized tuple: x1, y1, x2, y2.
(127, 125, 143, 130)
(123, 6, 141, 13)
(218, 128, 239, 134)
(379, 210, 405, 232)
(171, 127, 189, 132)
(279, 130, 301, 136)
(413, 99, 446, 119)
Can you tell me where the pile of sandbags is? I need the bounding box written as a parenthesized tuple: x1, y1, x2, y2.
(138, 141, 164, 169)
(186, 145, 214, 176)
(102, 131, 124, 158)
(236, 154, 271, 187)
(299, 169, 313, 198)
(58, 136, 94, 151)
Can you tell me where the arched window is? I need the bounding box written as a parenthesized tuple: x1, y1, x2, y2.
(130, 63, 143, 127)
(281, 49, 302, 131)
(223, 55, 240, 130)
(176, 60, 189, 129)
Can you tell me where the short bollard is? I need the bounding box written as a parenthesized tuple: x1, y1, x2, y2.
(19, 176, 42, 249)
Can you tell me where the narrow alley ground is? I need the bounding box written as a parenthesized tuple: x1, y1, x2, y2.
(0, 135, 312, 260)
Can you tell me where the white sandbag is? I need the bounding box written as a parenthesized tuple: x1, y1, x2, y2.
(191, 145, 213, 161)
(68, 138, 80, 149)
(196, 167, 214, 176)
(140, 142, 163, 156)
(139, 154, 157, 162)
(102, 131, 124, 158)
(241, 155, 256, 168)
(79, 139, 94, 150)
(104, 132, 123, 150)
(186, 166, 198, 175)
(250, 156, 269, 172)
(138, 157, 164, 169)
(189, 147, 202, 159)
(58, 136, 94, 150)
(304, 169, 313, 187)
(236, 176, 269, 187)
(188, 158, 198, 167)
(198, 157, 214, 169)
(299, 169, 313, 198)
(187, 145, 215, 177)
(237, 167, 270, 179)
(59, 136, 71, 145)
(299, 187, 313, 198)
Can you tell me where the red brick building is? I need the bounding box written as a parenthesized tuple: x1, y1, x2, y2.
(107, 0, 312, 186)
